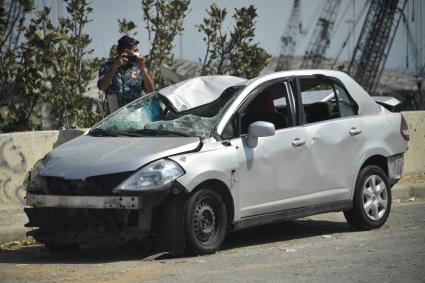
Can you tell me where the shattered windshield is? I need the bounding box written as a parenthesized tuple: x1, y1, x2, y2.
(91, 86, 244, 138)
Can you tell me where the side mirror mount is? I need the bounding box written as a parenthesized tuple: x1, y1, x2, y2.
(246, 121, 275, 148)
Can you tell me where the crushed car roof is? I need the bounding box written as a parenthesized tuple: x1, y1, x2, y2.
(159, 75, 246, 112)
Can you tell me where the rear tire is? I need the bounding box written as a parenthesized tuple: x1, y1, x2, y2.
(344, 165, 391, 229)
(185, 188, 227, 255)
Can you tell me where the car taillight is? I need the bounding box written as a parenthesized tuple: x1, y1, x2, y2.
(400, 114, 409, 141)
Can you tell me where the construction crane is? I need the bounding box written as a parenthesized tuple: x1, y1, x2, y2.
(300, 0, 342, 69)
(331, 1, 370, 68)
(276, 0, 301, 70)
(348, 0, 408, 95)
(401, 8, 424, 109)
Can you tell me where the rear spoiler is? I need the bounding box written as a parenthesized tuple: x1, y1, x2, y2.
(372, 96, 402, 112)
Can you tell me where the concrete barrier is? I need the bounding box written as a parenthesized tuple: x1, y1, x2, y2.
(402, 111, 425, 175)
(0, 129, 86, 244)
(0, 130, 86, 211)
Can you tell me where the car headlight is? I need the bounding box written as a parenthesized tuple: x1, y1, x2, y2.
(115, 159, 184, 192)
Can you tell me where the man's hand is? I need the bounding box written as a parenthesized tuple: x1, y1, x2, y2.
(112, 53, 128, 70)
(135, 54, 155, 93)
(98, 53, 128, 92)
(136, 54, 146, 73)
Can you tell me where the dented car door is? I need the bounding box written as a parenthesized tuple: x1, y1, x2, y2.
(296, 76, 367, 203)
(235, 126, 314, 217)
(233, 80, 319, 217)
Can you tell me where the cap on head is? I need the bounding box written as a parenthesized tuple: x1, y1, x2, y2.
(117, 35, 139, 54)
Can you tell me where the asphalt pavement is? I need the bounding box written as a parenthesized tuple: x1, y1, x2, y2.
(0, 200, 424, 282)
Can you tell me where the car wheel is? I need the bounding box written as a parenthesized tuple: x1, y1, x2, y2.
(344, 165, 391, 229)
(185, 188, 227, 255)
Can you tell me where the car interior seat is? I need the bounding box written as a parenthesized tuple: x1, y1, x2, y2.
(241, 92, 286, 133)
(305, 102, 332, 123)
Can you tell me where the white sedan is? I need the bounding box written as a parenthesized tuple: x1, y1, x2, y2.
(24, 70, 409, 255)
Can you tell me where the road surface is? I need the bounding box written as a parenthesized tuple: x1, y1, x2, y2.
(0, 200, 424, 282)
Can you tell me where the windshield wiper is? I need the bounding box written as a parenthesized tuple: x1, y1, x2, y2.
(88, 128, 119, 137)
(123, 129, 193, 137)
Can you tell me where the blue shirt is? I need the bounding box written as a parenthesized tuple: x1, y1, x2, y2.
(98, 60, 144, 107)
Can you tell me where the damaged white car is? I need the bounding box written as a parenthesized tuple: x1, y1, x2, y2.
(24, 70, 409, 255)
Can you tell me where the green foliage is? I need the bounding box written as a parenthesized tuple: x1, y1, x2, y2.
(25, 0, 101, 129)
(198, 4, 271, 78)
(118, 18, 137, 36)
(0, 0, 103, 132)
(142, 0, 190, 87)
(0, 0, 34, 51)
(0, 0, 39, 131)
(275, 63, 285, 72)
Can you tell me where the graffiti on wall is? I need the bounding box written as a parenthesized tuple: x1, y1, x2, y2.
(0, 137, 28, 206)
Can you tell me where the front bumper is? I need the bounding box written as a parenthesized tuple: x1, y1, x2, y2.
(24, 191, 170, 248)
(26, 193, 142, 209)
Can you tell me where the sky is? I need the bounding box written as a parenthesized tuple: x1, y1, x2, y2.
(37, 0, 425, 72)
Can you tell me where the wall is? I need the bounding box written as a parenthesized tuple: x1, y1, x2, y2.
(0, 129, 86, 212)
(402, 111, 425, 175)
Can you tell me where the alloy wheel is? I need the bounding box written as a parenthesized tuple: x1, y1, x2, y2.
(362, 174, 388, 221)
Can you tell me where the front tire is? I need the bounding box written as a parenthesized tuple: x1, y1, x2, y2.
(344, 165, 391, 229)
(185, 188, 227, 255)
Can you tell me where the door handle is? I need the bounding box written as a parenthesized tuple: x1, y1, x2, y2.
(349, 127, 362, 136)
(292, 138, 306, 147)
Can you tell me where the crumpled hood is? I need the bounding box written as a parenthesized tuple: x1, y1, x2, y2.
(40, 135, 201, 180)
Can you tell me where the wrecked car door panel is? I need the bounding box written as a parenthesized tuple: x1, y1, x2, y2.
(233, 78, 324, 217)
(292, 75, 367, 201)
(233, 136, 275, 217)
(273, 127, 337, 208)
(235, 126, 319, 217)
(303, 117, 366, 199)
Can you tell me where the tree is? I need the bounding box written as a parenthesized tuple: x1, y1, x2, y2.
(0, 0, 34, 53)
(0, 0, 36, 131)
(142, 0, 190, 87)
(197, 4, 271, 79)
(36, 0, 101, 128)
(0, 0, 102, 132)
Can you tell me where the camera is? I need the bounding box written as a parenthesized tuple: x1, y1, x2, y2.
(126, 51, 139, 65)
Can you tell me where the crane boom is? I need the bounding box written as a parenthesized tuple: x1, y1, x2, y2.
(348, 0, 407, 94)
(301, 0, 342, 69)
(277, 0, 301, 70)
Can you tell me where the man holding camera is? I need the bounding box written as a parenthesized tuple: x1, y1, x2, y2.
(97, 35, 155, 110)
